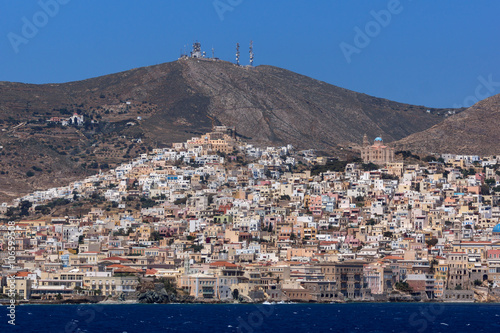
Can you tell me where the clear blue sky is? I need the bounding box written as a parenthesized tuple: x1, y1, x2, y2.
(0, 0, 499, 108)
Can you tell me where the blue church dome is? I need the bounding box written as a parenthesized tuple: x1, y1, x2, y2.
(374, 137, 383, 142)
(493, 224, 500, 233)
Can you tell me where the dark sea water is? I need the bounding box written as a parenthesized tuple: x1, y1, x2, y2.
(1, 303, 500, 333)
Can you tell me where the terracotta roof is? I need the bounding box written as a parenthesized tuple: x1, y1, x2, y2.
(460, 241, 491, 244)
(209, 261, 239, 268)
(104, 256, 131, 261)
(114, 267, 141, 273)
(383, 256, 404, 260)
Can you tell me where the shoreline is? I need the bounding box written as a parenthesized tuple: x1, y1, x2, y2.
(3, 299, 496, 306)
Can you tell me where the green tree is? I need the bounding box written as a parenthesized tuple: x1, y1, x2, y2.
(429, 259, 438, 273)
(150, 231, 162, 241)
(310, 159, 348, 175)
(361, 162, 379, 171)
(190, 244, 203, 253)
(426, 238, 438, 248)
(366, 219, 376, 226)
(20, 199, 32, 211)
(480, 184, 490, 195)
(395, 282, 412, 292)
(461, 168, 476, 177)
(140, 196, 156, 208)
(485, 178, 496, 186)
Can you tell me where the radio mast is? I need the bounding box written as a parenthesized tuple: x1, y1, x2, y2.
(249, 40, 254, 66)
(236, 43, 240, 66)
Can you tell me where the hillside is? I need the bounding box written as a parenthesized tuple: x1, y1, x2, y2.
(0, 58, 454, 202)
(394, 93, 500, 155)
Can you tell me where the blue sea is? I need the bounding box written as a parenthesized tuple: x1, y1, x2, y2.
(1, 303, 500, 333)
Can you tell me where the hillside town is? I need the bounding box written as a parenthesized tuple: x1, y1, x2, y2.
(2, 126, 500, 304)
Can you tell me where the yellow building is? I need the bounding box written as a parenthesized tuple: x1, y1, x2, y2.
(452, 241, 493, 261)
(3, 277, 32, 300)
(386, 162, 404, 177)
(434, 261, 448, 298)
(83, 273, 139, 296)
(177, 273, 217, 299)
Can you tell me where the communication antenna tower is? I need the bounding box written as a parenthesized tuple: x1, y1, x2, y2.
(212, 47, 215, 59)
(249, 40, 254, 66)
(236, 43, 240, 66)
(191, 41, 202, 58)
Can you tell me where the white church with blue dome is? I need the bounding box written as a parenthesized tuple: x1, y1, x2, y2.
(493, 223, 500, 237)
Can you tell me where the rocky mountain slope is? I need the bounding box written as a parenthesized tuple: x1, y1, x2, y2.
(394, 93, 500, 155)
(0, 58, 454, 202)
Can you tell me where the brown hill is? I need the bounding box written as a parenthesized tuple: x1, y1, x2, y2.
(0, 58, 454, 202)
(394, 93, 500, 155)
